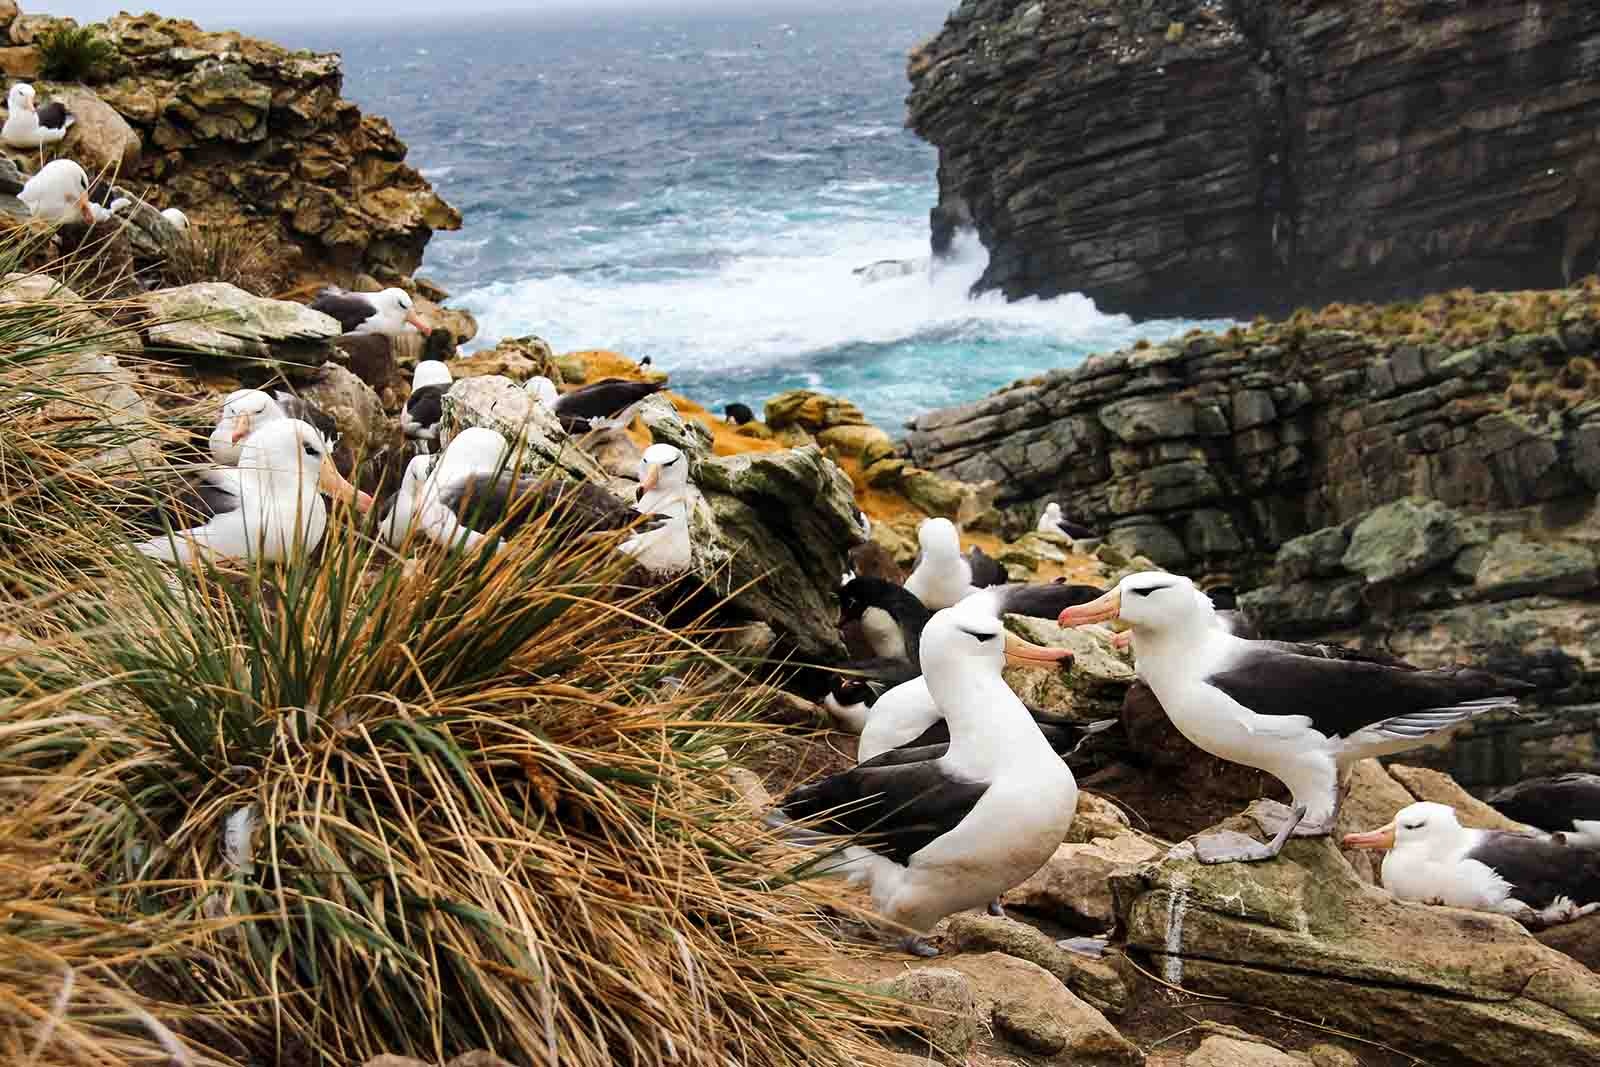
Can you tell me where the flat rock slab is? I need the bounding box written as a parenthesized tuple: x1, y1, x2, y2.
(143, 282, 340, 376)
(1119, 801, 1600, 1066)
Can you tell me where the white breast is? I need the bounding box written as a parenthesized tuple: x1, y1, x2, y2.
(859, 606, 906, 660)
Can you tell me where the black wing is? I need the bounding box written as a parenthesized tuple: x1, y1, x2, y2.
(404, 384, 447, 430)
(309, 289, 377, 333)
(438, 473, 650, 539)
(832, 657, 920, 690)
(1489, 774, 1600, 833)
(553, 379, 664, 421)
(1051, 516, 1097, 539)
(272, 391, 340, 446)
(966, 545, 1007, 589)
(781, 749, 989, 866)
(1252, 638, 1415, 669)
(36, 101, 71, 131)
(898, 714, 1117, 764)
(1206, 645, 1534, 740)
(1469, 832, 1600, 912)
(999, 582, 1106, 619)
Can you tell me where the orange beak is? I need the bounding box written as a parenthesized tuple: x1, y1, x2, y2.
(639, 463, 662, 492)
(1341, 822, 1396, 851)
(1110, 630, 1132, 651)
(317, 456, 372, 512)
(1058, 587, 1122, 627)
(406, 312, 433, 336)
(77, 193, 95, 227)
(1002, 630, 1074, 666)
(228, 414, 254, 444)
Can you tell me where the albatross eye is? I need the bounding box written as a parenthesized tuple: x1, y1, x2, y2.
(302, 443, 320, 458)
(1129, 587, 1156, 598)
(960, 628, 998, 643)
(1402, 820, 1426, 830)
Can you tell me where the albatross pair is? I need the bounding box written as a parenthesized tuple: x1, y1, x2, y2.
(1058, 572, 1534, 864)
(778, 586, 1081, 956)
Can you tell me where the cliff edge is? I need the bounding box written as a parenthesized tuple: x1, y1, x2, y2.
(906, 0, 1600, 318)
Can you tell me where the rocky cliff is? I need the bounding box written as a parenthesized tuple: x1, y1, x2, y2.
(906, 0, 1600, 318)
(905, 287, 1600, 784)
(0, 4, 459, 286)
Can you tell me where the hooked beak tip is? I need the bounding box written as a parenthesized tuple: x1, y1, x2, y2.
(407, 312, 433, 335)
(1341, 825, 1396, 851)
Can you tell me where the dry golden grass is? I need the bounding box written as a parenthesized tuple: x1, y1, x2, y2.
(157, 228, 285, 296)
(0, 232, 910, 1066)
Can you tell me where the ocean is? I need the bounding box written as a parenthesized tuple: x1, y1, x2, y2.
(269, 3, 1216, 429)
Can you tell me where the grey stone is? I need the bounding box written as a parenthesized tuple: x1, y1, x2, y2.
(1184, 508, 1245, 557)
(1106, 520, 1188, 568)
(1185, 1035, 1307, 1067)
(1473, 536, 1598, 601)
(1275, 524, 1351, 581)
(143, 282, 340, 376)
(1341, 497, 1464, 583)
(442, 375, 609, 484)
(941, 913, 1130, 1017)
(1231, 389, 1277, 430)
(1098, 395, 1195, 443)
(1239, 579, 1365, 637)
(876, 967, 978, 1060)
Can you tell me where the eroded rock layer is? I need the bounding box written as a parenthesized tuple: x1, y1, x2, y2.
(906, 0, 1600, 317)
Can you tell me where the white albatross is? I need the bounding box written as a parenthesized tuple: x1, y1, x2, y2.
(399, 359, 451, 454)
(775, 587, 1080, 956)
(1057, 572, 1535, 864)
(3, 83, 74, 148)
(309, 287, 432, 337)
(903, 517, 978, 611)
(620, 442, 694, 574)
(18, 159, 95, 226)
(1344, 801, 1600, 927)
(137, 419, 369, 563)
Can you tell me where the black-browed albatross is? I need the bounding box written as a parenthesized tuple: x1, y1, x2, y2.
(776, 586, 1080, 956)
(1344, 801, 1600, 926)
(1487, 774, 1600, 847)
(1057, 572, 1535, 864)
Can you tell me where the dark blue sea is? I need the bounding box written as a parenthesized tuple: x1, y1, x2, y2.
(263, 3, 1214, 428)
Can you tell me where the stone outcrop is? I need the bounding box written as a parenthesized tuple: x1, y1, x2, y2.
(1114, 802, 1600, 1066)
(140, 282, 341, 377)
(906, 0, 1600, 318)
(903, 292, 1600, 787)
(0, 5, 459, 287)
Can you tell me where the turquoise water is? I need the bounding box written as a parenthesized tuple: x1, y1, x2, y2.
(275, 4, 1215, 428)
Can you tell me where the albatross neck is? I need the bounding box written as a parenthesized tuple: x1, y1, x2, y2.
(925, 654, 1046, 771)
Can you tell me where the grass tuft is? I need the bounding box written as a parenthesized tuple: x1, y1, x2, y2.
(36, 25, 117, 83)
(157, 228, 284, 296)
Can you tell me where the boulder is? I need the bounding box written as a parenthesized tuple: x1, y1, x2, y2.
(692, 443, 860, 659)
(875, 967, 978, 1061)
(1385, 764, 1530, 831)
(1185, 1035, 1308, 1067)
(1472, 535, 1598, 601)
(937, 953, 1142, 1066)
(291, 364, 390, 465)
(763, 389, 866, 433)
(1275, 525, 1352, 582)
(1118, 802, 1600, 1066)
(142, 283, 340, 377)
(941, 912, 1128, 1016)
(440, 375, 608, 485)
(1002, 833, 1162, 930)
(1001, 616, 1132, 721)
(1341, 497, 1464, 583)
(50, 85, 141, 175)
(450, 336, 559, 383)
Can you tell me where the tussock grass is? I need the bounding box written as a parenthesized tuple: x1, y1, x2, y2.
(0, 228, 906, 1065)
(156, 227, 284, 297)
(36, 25, 117, 83)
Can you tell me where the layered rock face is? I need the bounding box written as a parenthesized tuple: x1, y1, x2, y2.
(906, 0, 1600, 317)
(0, 5, 459, 285)
(905, 290, 1600, 783)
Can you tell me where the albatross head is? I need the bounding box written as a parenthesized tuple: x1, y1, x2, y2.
(210, 388, 287, 464)
(437, 426, 510, 480)
(638, 443, 688, 493)
(1343, 801, 1466, 856)
(377, 288, 432, 336)
(9, 83, 35, 113)
(241, 419, 371, 512)
(928, 586, 1077, 669)
(1055, 571, 1213, 634)
(917, 516, 962, 558)
(412, 359, 452, 390)
(1043, 502, 1062, 521)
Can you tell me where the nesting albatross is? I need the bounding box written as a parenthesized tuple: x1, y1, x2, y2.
(18, 159, 94, 226)
(1488, 774, 1600, 847)
(138, 419, 369, 563)
(1057, 572, 1535, 863)
(903, 517, 1002, 612)
(777, 587, 1080, 956)
(1345, 801, 1600, 927)
(400, 360, 451, 454)
(310, 287, 432, 337)
(3, 84, 73, 148)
